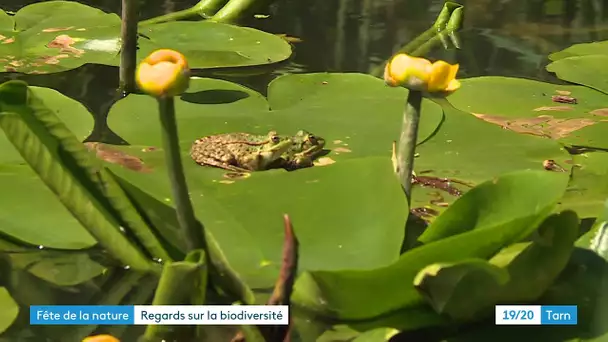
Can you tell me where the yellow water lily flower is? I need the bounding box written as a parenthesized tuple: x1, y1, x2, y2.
(82, 334, 120, 342)
(384, 53, 461, 96)
(136, 49, 190, 98)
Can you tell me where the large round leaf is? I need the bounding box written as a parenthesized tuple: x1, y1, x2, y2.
(107, 74, 444, 153)
(290, 170, 569, 321)
(0, 1, 292, 74)
(448, 77, 608, 130)
(107, 152, 407, 288)
(106, 74, 446, 286)
(546, 55, 608, 95)
(548, 41, 608, 61)
(408, 105, 570, 213)
(558, 151, 608, 218)
(0, 85, 96, 249)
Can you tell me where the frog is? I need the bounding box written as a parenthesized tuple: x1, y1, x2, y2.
(190, 131, 293, 172)
(273, 130, 326, 170)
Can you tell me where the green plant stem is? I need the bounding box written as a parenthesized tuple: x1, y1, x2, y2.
(119, 0, 138, 93)
(139, 0, 228, 26)
(397, 90, 422, 205)
(157, 97, 205, 252)
(210, 0, 261, 23)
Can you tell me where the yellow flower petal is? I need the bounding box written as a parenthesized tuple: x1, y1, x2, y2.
(446, 79, 461, 92)
(384, 54, 431, 89)
(82, 334, 120, 342)
(427, 61, 459, 93)
(136, 49, 190, 98)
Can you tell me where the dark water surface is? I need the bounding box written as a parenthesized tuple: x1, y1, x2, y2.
(3, 0, 608, 133)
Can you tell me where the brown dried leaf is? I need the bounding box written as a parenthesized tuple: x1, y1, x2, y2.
(42, 27, 75, 33)
(547, 118, 595, 139)
(276, 33, 303, 43)
(333, 147, 352, 153)
(472, 113, 597, 139)
(85, 142, 152, 173)
(533, 106, 573, 112)
(590, 108, 608, 117)
(314, 157, 336, 166)
(46, 35, 84, 56)
(472, 113, 510, 126)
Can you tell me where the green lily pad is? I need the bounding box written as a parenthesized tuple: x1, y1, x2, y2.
(409, 102, 570, 214)
(107, 74, 444, 153)
(558, 151, 608, 218)
(548, 41, 608, 61)
(290, 170, 568, 321)
(105, 148, 407, 288)
(546, 55, 608, 95)
(0, 287, 18, 334)
(448, 76, 607, 132)
(102, 73, 447, 287)
(0, 1, 292, 74)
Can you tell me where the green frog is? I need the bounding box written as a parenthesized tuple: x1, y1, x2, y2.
(190, 131, 293, 172)
(275, 130, 326, 170)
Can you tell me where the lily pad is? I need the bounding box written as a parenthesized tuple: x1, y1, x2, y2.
(558, 151, 608, 218)
(448, 76, 608, 138)
(105, 148, 407, 288)
(548, 41, 608, 61)
(107, 74, 444, 153)
(102, 74, 447, 287)
(0, 287, 18, 334)
(409, 102, 570, 214)
(290, 170, 568, 321)
(0, 1, 292, 74)
(546, 55, 608, 95)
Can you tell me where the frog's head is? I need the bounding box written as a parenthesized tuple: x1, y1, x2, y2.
(293, 130, 325, 155)
(255, 131, 293, 168)
(282, 130, 326, 169)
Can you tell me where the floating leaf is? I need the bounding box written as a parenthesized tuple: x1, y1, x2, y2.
(0, 1, 292, 74)
(546, 55, 608, 95)
(290, 170, 568, 321)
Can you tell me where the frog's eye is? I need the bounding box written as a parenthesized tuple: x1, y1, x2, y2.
(270, 135, 281, 143)
(307, 135, 317, 144)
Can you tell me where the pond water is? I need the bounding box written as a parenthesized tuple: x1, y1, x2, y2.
(2, 0, 608, 137)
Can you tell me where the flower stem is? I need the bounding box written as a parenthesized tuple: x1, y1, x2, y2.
(119, 0, 138, 93)
(397, 90, 422, 205)
(157, 97, 205, 252)
(210, 0, 262, 23)
(139, 0, 228, 26)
